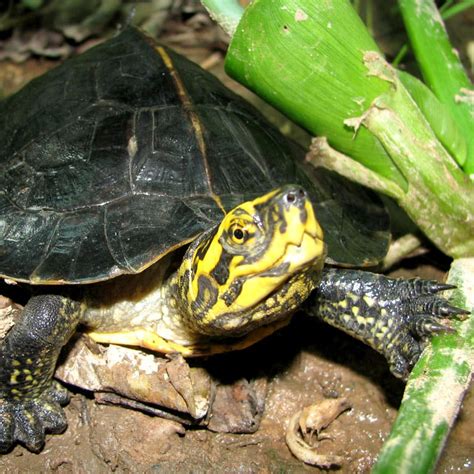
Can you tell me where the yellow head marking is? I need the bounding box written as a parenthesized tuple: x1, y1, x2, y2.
(178, 186, 326, 336)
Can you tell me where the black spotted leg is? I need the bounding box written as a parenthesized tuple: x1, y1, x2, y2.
(0, 295, 82, 452)
(306, 269, 468, 380)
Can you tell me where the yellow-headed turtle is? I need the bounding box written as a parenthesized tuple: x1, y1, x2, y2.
(0, 28, 463, 453)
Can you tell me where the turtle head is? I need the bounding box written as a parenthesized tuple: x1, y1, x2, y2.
(176, 185, 326, 336)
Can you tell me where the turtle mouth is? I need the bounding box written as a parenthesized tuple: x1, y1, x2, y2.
(260, 228, 325, 280)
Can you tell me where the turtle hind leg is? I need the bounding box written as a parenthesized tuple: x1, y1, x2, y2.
(306, 268, 467, 380)
(0, 294, 82, 452)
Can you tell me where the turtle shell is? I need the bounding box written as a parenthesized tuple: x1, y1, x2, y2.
(0, 28, 389, 284)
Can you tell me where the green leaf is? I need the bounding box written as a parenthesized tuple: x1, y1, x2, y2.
(225, 0, 408, 191)
(398, 70, 467, 167)
(373, 258, 474, 473)
(398, 0, 474, 174)
(441, 0, 474, 20)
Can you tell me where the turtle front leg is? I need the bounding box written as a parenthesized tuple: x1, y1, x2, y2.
(306, 269, 467, 380)
(0, 295, 82, 452)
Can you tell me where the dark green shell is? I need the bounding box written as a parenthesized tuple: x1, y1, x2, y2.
(0, 28, 389, 284)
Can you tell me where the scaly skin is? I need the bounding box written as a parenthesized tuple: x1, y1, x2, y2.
(0, 186, 464, 452)
(0, 295, 81, 452)
(307, 269, 463, 380)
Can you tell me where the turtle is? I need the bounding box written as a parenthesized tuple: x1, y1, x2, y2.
(0, 27, 463, 453)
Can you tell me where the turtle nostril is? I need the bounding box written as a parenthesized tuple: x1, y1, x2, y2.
(284, 187, 306, 205)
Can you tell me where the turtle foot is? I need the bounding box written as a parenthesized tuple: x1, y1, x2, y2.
(0, 381, 69, 453)
(311, 269, 468, 381)
(386, 278, 468, 380)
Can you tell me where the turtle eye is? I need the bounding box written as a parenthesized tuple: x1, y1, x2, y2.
(231, 225, 247, 244)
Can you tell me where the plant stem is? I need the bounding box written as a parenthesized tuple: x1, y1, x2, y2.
(372, 258, 474, 473)
(359, 77, 474, 258)
(391, 43, 409, 67)
(381, 1, 474, 83)
(441, 0, 474, 20)
(382, 234, 423, 270)
(398, 0, 474, 173)
(200, 0, 243, 36)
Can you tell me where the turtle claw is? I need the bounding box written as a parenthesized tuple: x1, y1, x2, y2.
(405, 283, 467, 336)
(0, 382, 69, 453)
(411, 315, 456, 337)
(408, 279, 455, 295)
(387, 279, 467, 380)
